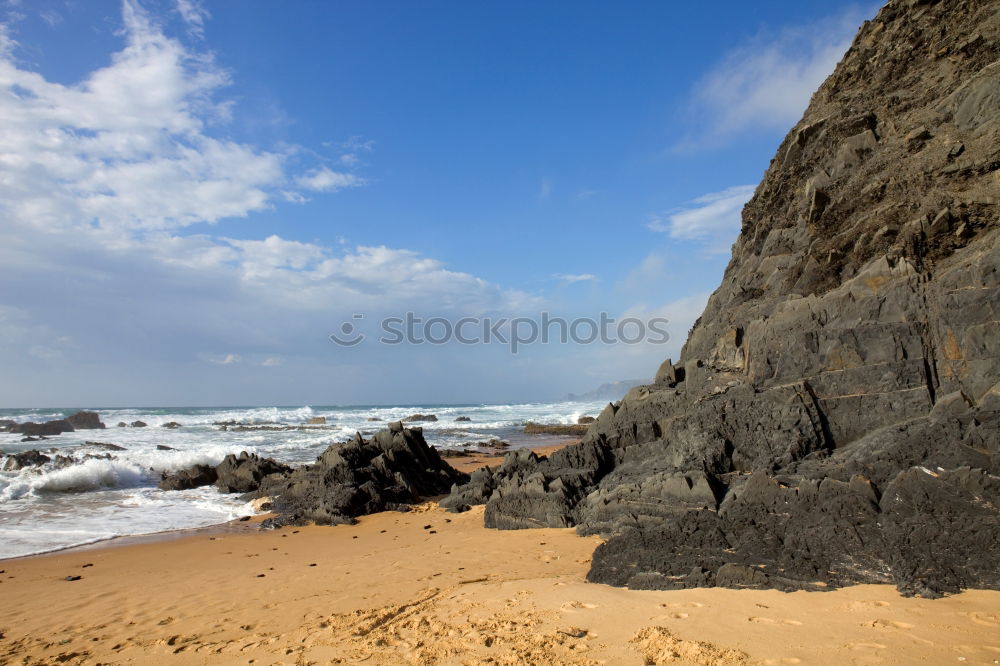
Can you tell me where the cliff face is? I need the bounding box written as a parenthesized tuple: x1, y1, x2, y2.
(443, 0, 1000, 597)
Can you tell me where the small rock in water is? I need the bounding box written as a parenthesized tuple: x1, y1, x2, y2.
(86, 441, 125, 451)
(402, 413, 438, 422)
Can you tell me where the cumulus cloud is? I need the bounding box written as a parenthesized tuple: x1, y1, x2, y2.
(647, 185, 755, 253)
(682, 6, 872, 145)
(0, 0, 290, 233)
(0, 1, 540, 405)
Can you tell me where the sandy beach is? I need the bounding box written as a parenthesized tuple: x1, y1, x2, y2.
(2, 441, 998, 666)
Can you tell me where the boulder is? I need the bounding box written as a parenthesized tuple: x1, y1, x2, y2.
(2, 450, 51, 471)
(85, 441, 125, 451)
(161, 422, 182, 429)
(156, 444, 177, 451)
(10, 420, 74, 436)
(117, 422, 127, 428)
(215, 452, 292, 494)
(523, 422, 589, 436)
(130, 421, 147, 428)
(66, 411, 105, 430)
(577, 416, 596, 424)
(248, 424, 468, 528)
(455, 416, 472, 422)
(435, 447, 478, 459)
(158, 465, 219, 491)
(403, 414, 438, 422)
(307, 417, 327, 425)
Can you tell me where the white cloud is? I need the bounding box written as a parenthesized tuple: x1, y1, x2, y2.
(683, 7, 871, 144)
(176, 0, 209, 37)
(336, 135, 373, 167)
(297, 167, 363, 192)
(261, 357, 283, 367)
(0, 1, 542, 406)
(39, 10, 62, 27)
(208, 353, 241, 365)
(0, 0, 295, 234)
(554, 273, 597, 284)
(0, 22, 16, 58)
(647, 185, 755, 253)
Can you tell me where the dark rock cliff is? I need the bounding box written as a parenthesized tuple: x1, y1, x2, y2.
(442, 0, 1000, 597)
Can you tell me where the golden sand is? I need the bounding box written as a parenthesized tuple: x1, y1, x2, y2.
(1, 445, 998, 665)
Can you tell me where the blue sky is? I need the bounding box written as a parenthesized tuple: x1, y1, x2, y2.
(0, 0, 876, 407)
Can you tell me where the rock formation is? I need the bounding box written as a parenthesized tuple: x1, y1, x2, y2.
(66, 411, 105, 430)
(443, 0, 1000, 597)
(249, 424, 468, 528)
(214, 453, 293, 493)
(1, 450, 51, 471)
(403, 414, 438, 422)
(9, 420, 74, 436)
(157, 424, 468, 528)
(158, 464, 218, 491)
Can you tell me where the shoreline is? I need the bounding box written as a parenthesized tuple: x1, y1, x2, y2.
(0, 439, 578, 564)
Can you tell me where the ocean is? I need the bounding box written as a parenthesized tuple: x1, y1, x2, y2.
(0, 400, 607, 559)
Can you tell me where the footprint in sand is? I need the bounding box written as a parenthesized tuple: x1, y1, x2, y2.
(653, 612, 690, 621)
(866, 619, 915, 629)
(659, 602, 706, 609)
(846, 641, 888, 650)
(560, 601, 598, 612)
(966, 612, 1000, 627)
(748, 617, 803, 626)
(845, 600, 890, 611)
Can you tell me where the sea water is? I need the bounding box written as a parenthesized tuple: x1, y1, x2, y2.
(0, 401, 607, 558)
